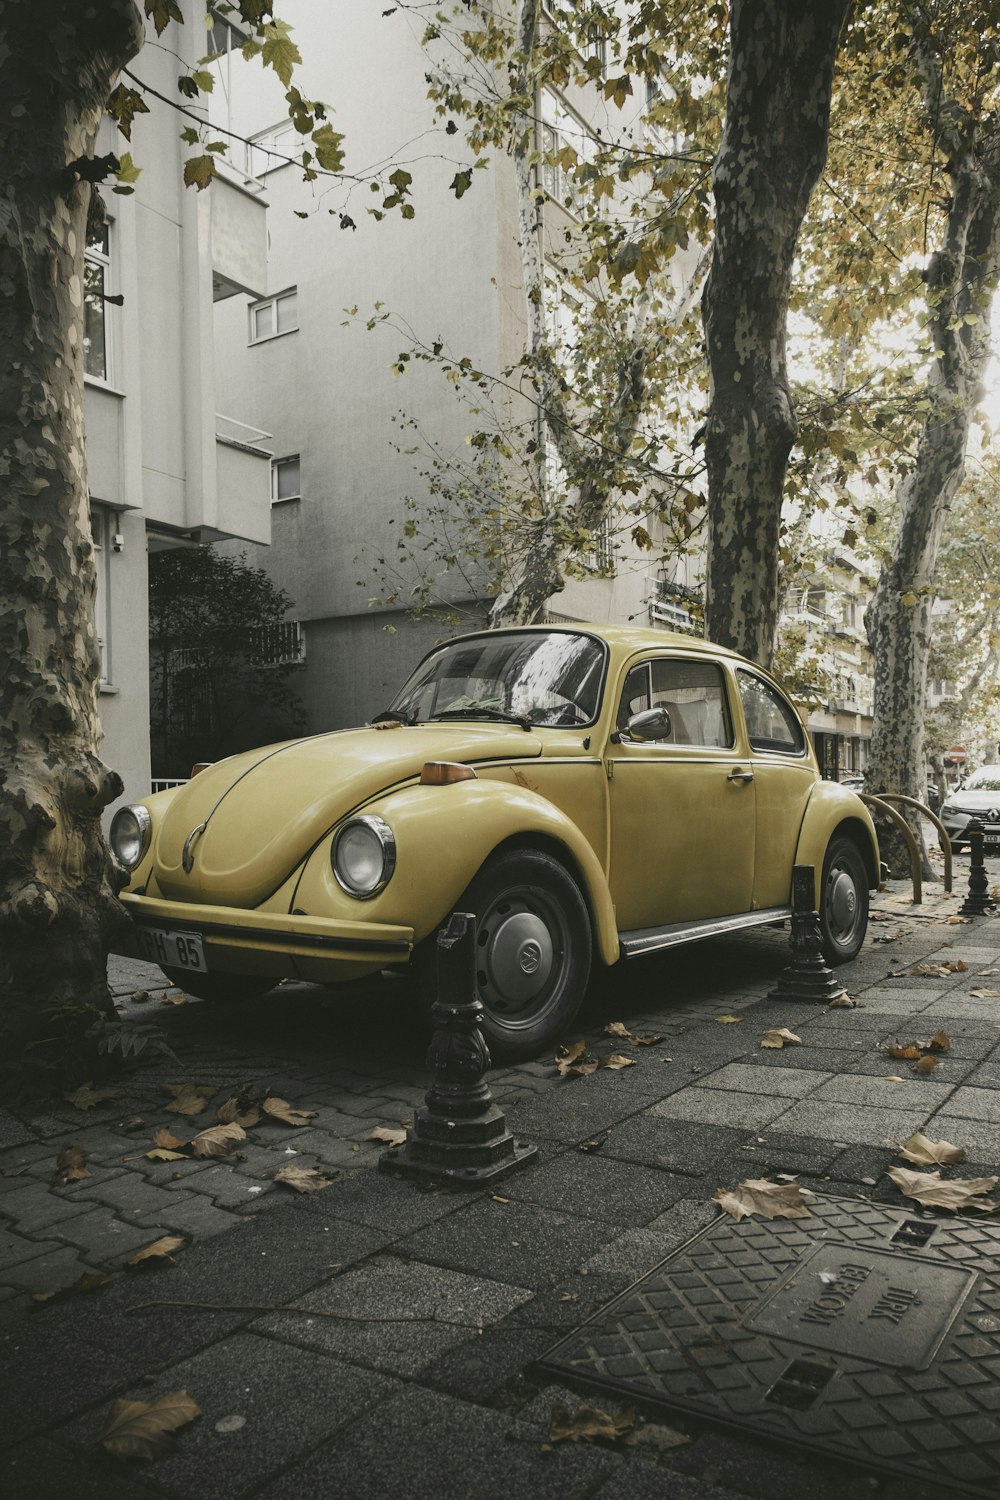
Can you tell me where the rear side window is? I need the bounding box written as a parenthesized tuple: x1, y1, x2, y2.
(738, 671, 806, 755)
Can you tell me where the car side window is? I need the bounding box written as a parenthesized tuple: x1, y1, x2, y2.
(738, 671, 806, 755)
(618, 659, 733, 747)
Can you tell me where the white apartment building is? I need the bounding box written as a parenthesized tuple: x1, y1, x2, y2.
(86, 3, 272, 807)
(210, 0, 694, 732)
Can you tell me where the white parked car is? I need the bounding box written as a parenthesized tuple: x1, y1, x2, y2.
(939, 767, 1000, 852)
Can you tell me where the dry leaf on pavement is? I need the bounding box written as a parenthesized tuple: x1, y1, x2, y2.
(126, 1235, 186, 1268)
(555, 1041, 598, 1077)
(190, 1122, 246, 1159)
(760, 1028, 803, 1049)
(888, 1044, 922, 1060)
(716, 1014, 743, 1025)
(914, 1054, 939, 1074)
(970, 988, 1000, 999)
(99, 1389, 201, 1460)
(945, 916, 970, 925)
(898, 1132, 967, 1167)
(161, 1083, 209, 1117)
(263, 1096, 316, 1127)
(604, 1021, 631, 1039)
(547, 1400, 635, 1447)
(273, 1163, 333, 1193)
(827, 993, 856, 1008)
(624, 1423, 690, 1453)
(64, 1083, 118, 1111)
(887, 1166, 999, 1213)
(883, 1075, 906, 1082)
(216, 1097, 261, 1128)
(51, 1145, 90, 1186)
(32, 1272, 114, 1306)
(152, 1125, 189, 1150)
(713, 1178, 814, 1222)
(145, 1148, 189, 1162)
(912, 961, 968, 976)
(368, 1127, 407, 1145)
(600, 1053, 636, 1070)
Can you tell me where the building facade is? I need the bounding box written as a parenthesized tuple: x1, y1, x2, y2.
(86, 3, 272, 808)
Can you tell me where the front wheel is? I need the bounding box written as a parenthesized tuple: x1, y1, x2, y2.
(454, 849, 592, 1063)
(161, 968, 276, 1004)
(819, 836, 869, 964)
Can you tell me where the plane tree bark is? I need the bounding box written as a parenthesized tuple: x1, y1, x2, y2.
(702, 0, 850, 665)
(864, 61, 1000, 869)
(0, 0, 145, 1085)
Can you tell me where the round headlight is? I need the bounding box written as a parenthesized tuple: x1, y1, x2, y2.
(332, 815, 395, 898)
(109, 804, 152, 871)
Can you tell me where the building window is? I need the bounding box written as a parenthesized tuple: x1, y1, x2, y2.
(246, 120, 300, 178)
(206, 4, 248, 56)
(250, 288, 298, 343)
(89, 503, 112, 684)
(84, 223, 114, 383)
(271, 454, 301, 504)
(539, 92, 595, 212)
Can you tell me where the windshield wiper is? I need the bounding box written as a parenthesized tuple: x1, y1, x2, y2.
(429, 707, 533, 732)
(370, 708, 413, 726)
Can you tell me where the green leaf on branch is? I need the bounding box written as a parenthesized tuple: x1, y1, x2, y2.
(107, 85, 150, 142)
(113, 153, 142, 195)
(260, 20, 302, 87)
(183, 154, 218, 191)
(144, 0, 183, 36)
(450, 168, 473, 199)
(311, 123, 345, 173)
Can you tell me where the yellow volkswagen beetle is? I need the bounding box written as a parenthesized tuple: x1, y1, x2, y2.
(110, 625, 879, 1060)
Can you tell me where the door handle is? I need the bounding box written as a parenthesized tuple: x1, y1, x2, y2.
(727, 768, 754, 784)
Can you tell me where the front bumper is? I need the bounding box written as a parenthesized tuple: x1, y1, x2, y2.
(116, 893, 414, 983)
(940, 811, 1000, 847)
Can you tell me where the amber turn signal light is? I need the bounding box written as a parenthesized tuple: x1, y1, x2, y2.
(189, 762, 213, 778)
(419, 761, 477, 786)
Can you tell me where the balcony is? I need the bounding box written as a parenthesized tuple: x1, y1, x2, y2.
(215, 414, 272, 545)
(211, 174, 267, 302)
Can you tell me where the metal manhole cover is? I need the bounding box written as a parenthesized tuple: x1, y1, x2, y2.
(537, 1193, 1000, 1495)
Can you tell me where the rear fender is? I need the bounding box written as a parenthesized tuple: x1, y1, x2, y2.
(794, 784, 880, 905)
(293, 779, 620, 966)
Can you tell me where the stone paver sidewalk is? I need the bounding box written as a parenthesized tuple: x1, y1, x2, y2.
(1, 873, 998, 1500)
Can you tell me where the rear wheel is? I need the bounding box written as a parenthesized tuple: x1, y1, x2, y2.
(161, 968, 276, 1004)
(819, 836, 869, 964)
(453, 848, 592, 1063)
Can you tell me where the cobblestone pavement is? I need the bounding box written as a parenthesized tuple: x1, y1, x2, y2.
(1, 866, 998, 1500)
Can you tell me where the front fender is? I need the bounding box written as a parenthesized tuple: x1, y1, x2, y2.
(293, 778, 620, 966)
(794, 783, 880, 904)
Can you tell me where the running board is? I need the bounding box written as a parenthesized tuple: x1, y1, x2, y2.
(618, 906, 793, 960)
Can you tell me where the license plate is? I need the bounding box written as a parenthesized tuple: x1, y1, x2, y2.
(133, 926, 207, 972)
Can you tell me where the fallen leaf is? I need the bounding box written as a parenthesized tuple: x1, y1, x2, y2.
(888, 1044, 922, 1060)
(946, 916, 970, 925)
(64, 1083, 118, 1111)
(161, 991, 186, 1005)
(716, 1015, 743, 1025)
(712, 1179, 813, 1222)
(604, 1021, 631, 1039)
(928, 1030, 951, 1052)
(979, 968, 998, 976)
(898, 1132, 967, 1167)
(32, 1272, 114, 1306)
(578, 1135, 607, 1152)
(144, 1148, 189, 1162)
(883, 1075, 906, 1082)
(912, 960, 968, 976)
(161, 1083, 209, 1117)
(216, 1098, 261, 1128)
(273, 1163, 333, 1193)
(99, 1389, 201, 1460)
(51, 1145, 90, 1186)
(760, 1028, 803, 1049)
(263, 1096, 316, 1127)
(600, 1053, 636, 1070)
(130, 989, 153, 1005)
(547, 1400, 634, 1446)
(190, 1122, 246, 1159)
(126, 1235, 186, 1267)
(633, 1033, 664, 1046)
(827, 993, 857, 1008)
(624, 1423, 690, 1453)
(368, 1127, 407, 1146)
(153, 1125, 189, 1150)
(887, 1166, 999, 1213)
(970, 988, 1000, 999)
(914, 1054, 939, 1074)
(554, 1040, 592, 1077)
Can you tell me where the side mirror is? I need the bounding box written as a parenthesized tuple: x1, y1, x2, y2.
(626, 706, 672, 743)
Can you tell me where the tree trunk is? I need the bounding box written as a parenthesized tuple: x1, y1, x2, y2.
(702, 0, 849, 665)
(865, 106, 1000, 874)
(0, 1, 144, 1087)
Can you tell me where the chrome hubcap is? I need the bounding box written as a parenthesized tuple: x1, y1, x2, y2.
(828, 867, 859, 941)
(476, 890, 566, 1024)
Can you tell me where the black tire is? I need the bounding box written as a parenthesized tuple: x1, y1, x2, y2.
(454, 848, 592, 1062)
(819, 835, 869, 964)
(161, 968, 275, 1004)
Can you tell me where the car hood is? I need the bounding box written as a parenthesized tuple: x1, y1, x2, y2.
(150, 724, 543, 906)
(944, 787, 1000, 815)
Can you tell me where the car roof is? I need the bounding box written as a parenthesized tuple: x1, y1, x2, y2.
(450, 621, 746, 664)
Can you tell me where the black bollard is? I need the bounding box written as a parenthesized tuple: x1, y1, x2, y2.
(959, 821, 997, 917)
(379, 911, 538, 1186)
(769, 865, 848, 1003)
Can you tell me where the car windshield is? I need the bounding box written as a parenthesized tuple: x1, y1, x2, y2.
(388, 631, 607, 728)
(960, 769, 1000, 793)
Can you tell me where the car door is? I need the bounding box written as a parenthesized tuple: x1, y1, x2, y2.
(735, 669, 817, 909)
(606, 653, 756, 930)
